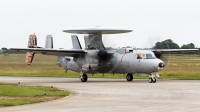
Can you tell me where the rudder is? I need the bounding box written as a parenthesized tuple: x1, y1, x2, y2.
(25, 33, 37, 65)
(71, 35, 82, 49)
(45, 35, 53, 48)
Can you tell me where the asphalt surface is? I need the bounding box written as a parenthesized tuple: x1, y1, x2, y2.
(0, 77, 200, 112)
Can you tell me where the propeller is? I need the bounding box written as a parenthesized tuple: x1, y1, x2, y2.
(102, 35, 117, 49)
(96, 35, 116, 62)
(98, 50, 108, 59)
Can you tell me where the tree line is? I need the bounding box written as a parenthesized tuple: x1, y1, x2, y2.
(153, 39, 197, 49)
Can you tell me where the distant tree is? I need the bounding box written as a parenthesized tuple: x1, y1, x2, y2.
(153, 39, 180, 49)
(181, 43, 195, 49)
(154, 42, 163, 49)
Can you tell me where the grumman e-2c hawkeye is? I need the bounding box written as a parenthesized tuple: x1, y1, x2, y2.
(9, 28, 199, 83)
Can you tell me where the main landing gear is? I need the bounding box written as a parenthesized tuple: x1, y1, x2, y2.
(148, 74, 156, 83)
(80, 72, 88, 82)
(126, 73, 133, 81)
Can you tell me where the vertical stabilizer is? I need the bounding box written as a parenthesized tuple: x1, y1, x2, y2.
(71, 35, 82, 49)
(28, 33, 37, 48)
(45, 35, 53, 48)
(84, 34, 105, 50)
(26, 33, 37, 65)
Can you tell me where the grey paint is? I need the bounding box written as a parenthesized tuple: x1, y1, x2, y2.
(71, 35, 82, 49)
(84, 34, 105, 50)
(45, 35, 53, 48)
(8, 28, 199, 81)
(55, 50, 163, 74)
(63, 28, 132, 34)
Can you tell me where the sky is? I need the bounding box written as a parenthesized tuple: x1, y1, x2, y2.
(0, 0, 200, 49)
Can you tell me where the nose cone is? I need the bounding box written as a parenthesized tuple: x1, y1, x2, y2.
(158, 62, 165, 68)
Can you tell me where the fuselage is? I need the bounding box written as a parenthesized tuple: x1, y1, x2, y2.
(57, 49, 165, 74)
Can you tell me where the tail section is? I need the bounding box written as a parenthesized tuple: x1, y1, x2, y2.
(45, 35, 53, 48)
(28, 33, 37, 48)
(25, 52, 35, 65)
(71, 35, 82, 49)
(25, 34, 37, 65)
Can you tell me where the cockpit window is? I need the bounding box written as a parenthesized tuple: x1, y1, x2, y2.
(146, 54, 155, 59)
(137, 53, 155, 59)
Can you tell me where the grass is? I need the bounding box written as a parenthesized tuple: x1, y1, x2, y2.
(0, 53, 200, 79)
(0, 82, 70, 107)
(0, 100, 41, 107)
(159, 53, 200, 79)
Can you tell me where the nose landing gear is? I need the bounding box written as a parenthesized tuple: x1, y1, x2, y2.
(148, 77, 156, 83)
(148, 73, 156, 83)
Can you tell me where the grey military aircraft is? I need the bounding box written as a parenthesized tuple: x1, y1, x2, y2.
(9, 28, 199, 83)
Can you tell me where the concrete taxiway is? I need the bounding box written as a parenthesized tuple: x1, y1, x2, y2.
(0, 77, 200, 112)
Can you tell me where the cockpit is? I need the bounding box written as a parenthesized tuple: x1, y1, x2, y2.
(137, 53, 156, 59)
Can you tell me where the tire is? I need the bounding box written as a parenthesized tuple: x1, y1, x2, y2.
(149, 78, 153, 83)
(153, 78, 156, 83)
(126, 73, 133, 81)
(81, 74, 88, 82)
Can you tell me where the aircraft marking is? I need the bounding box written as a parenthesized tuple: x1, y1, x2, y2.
(120, 54, 126, 73)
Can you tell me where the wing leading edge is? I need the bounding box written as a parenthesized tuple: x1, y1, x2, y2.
(10, 48, 85, 57)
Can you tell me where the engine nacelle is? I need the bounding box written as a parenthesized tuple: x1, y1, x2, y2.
(152, 51, 162, 58)
(82, 64, 101, 72)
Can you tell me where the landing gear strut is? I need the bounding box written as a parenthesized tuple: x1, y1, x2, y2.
(126, 73, 133, 81)
(148, 74, 156, 83)
(80, 72, 88, 82)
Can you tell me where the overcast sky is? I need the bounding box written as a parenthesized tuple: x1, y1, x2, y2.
(0, 0, 200, 49)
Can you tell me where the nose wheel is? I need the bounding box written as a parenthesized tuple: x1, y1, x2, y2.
(148, 73, 156, 83)
(148, 78, 156, 83)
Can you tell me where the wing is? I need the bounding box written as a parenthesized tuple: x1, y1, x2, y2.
(9, 48, 85, 57)
(151, 49, 199, 52)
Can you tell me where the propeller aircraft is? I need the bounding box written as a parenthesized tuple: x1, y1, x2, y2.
(8, 28, 199, 83)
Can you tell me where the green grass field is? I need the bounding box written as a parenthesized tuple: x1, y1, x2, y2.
(0, 82, 70, 107)
(0, 53, 200, 79)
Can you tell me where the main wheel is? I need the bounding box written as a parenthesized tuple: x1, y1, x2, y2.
(153, 78, 156, 83)
(149, 78, 153, 83)
(81, 74, 88, 82)
(126, 73, 133, 81)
